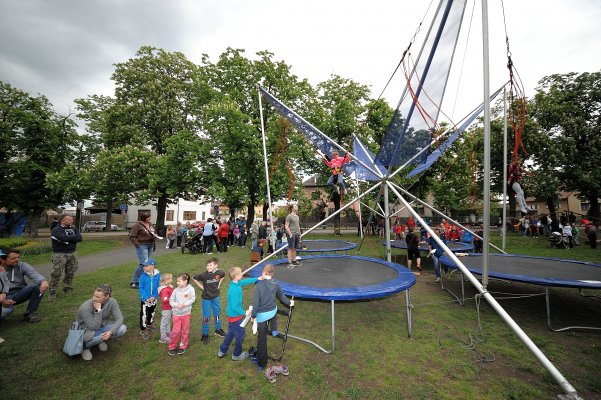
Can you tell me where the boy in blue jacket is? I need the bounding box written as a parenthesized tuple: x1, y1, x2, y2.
(138, 258, 161, 340)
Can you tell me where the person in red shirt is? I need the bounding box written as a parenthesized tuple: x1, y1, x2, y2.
(217, 221, 230, 253)
(406, 216, 415, 231)
(157, 274, 174, 344)
(324, 150, 351, 194)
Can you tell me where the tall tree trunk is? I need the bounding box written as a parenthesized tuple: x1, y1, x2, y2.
(28, 209, 42, 238)
(75, 201, 82, 231)
(332, 192, 341, 235)
(247, 194, 256, 228)
(546, 196, 557, 219)
(105, 200, 113, 231)
(156, 194, 168, 236)
(262, 203, 269, 221)
(588, 194, 600, 223)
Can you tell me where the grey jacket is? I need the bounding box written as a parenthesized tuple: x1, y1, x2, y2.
(0, 268, 9, 294)
(3, 261, 46, 293)
(169, 285, 196, 317)
(76, 297, 124, 341)
(252, 278, 290, 318)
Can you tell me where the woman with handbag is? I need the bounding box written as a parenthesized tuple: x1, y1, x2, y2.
(75, 284, 127, 361)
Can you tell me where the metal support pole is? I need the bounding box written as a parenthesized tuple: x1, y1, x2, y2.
(502, 87, 508, 251)
(356, 176, 363, 239)
(384, 181, 392, 262)
(257, 87, 276, 252)
(482, 0, 491, 289)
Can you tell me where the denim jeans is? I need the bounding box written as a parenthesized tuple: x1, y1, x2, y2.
(201, 297, 221, 335)
(432, 255, 441, 279)
(85, 324, 127, 348)
(219, 319, 246, 357)
(327, 174, 346, 190)
(132, 243, 154, 284)
(1, 284, 43, 318)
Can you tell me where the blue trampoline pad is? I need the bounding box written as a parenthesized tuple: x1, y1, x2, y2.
(388, 240, 474, 253)
(278, 239, 357, 253)
(440, 254, 601, 289)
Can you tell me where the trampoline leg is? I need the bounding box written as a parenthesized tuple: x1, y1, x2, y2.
(440, 273, 465, 306)
(286, 300, 336, 353)
(405, 289, 413, 337)
(546, 287, 601, 332)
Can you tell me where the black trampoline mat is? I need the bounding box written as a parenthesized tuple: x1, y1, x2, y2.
(390, 240, 471, 251)
(273, 258, 399, 288)
(302, 240, 355, 251)
(447, 255, 601, 282)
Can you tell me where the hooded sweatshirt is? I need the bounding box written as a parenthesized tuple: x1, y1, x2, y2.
(76, 297, 124, 340)
(169, 284, 196, 317)
(0, 266, 9, 295)
(138, 269, 161, 303)
(251, 278, 290, 319)
(2, 261, 46, 293)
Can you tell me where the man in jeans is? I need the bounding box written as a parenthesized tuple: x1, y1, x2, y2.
(0, 248, 49, 322)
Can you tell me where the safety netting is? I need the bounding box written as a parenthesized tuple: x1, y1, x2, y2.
(375, 0, 468, 170)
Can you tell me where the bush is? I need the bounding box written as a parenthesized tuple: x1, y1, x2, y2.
(0, 238, 29, 249)
(15, 241, 52, 256)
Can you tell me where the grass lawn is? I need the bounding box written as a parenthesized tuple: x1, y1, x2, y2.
(21, 239, 124, 266)
(0, 232, 599, 399)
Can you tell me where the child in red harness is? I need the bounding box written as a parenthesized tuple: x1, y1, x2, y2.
(324, 150, 350, 194)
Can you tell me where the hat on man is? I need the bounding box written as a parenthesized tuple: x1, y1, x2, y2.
(143, 258, 157, 266)
(0, 250, 6, 256)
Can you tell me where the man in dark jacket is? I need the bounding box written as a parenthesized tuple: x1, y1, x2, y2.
(50, 214, 83, 299)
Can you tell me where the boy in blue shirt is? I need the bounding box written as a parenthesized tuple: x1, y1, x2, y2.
(427, 228, 447, 283)
(217, 266, 260, 361)
(138, 258, 161, 339)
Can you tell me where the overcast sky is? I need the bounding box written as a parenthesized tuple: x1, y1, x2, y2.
(1, 0, 600, 123)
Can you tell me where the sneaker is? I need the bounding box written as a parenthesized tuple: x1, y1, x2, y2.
(176, 348, 186, 355)
(207, 252, 213, 255)
(292, 260, 302, 266)
(272, 364, 289, 375)
(63, 288, 74, 295)
(167, 349, 177, 356)
(0, 337, 5, 344)
(214, 329, 226, 337)
(98, 342, 108, 352)
(130, 282, 138, 289)
(435, 277, 441, 283)
(200, 335, 209, 345)
(147, 325, 157, 332)
(81, 349, 93, 361)
(23, 313, 40, 323)
(140, 330, 151, 340)
(217, 350, 226, 358)
(265, 366, 277, 383)
(158, 338, 170, 344)
(275, 332, 286, 340)
(48, 292, 57, 301)
(287, 263, 295, 269)
(231, 351, 248, 361)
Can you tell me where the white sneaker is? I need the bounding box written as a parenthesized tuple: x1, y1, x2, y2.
(435, 277, 441, 283)
(98, 342, 108, 352)
(81, 349, 93, 361)
(0, 337, 5, 344)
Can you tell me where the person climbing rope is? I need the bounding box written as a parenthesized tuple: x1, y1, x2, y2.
(508, 157, 533, 215)
(324, 150, 350, 195)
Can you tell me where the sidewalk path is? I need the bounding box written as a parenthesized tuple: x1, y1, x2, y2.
(31, 238, 172, 280)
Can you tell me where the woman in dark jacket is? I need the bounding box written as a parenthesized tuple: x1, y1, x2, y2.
(129, 213, 159, 288)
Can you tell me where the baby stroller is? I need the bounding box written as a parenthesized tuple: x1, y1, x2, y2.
(549, 232, 568, 249)
(181, 232, 203, 254)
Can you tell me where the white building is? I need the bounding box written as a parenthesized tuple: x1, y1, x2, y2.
(124, 199, 213, 228)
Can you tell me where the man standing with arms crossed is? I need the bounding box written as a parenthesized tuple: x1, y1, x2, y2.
(50, 214, 82, 299)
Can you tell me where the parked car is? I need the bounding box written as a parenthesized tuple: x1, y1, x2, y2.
(83, 221, 118, 232)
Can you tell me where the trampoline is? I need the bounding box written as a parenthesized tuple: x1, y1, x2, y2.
(250, 254, 416, 352)
(388, 240, 474, 253)
(278, 239, 357, 255)
(439, 254, 601, 331)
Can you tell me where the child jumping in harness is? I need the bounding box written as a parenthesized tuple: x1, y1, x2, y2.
(508, 158, 534, 215)
(251, 264, 294, 383)
(324, 150, 350, 195)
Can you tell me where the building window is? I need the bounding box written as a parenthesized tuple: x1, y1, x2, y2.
(183, 211, 196, 221)
(166, 210, 174, 222)
(201, 211, 206, 221)
(580, 203, 590, 212)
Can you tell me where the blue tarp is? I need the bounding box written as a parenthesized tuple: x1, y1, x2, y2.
(406, 85, 505, 178)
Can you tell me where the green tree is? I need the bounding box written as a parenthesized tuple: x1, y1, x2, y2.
(0, 82, 77, 236)
(532, 71, 601, 222)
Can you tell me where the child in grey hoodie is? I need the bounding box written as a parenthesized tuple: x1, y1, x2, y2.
(168, 273, 196, 355)
(251, 264, 294, 377)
